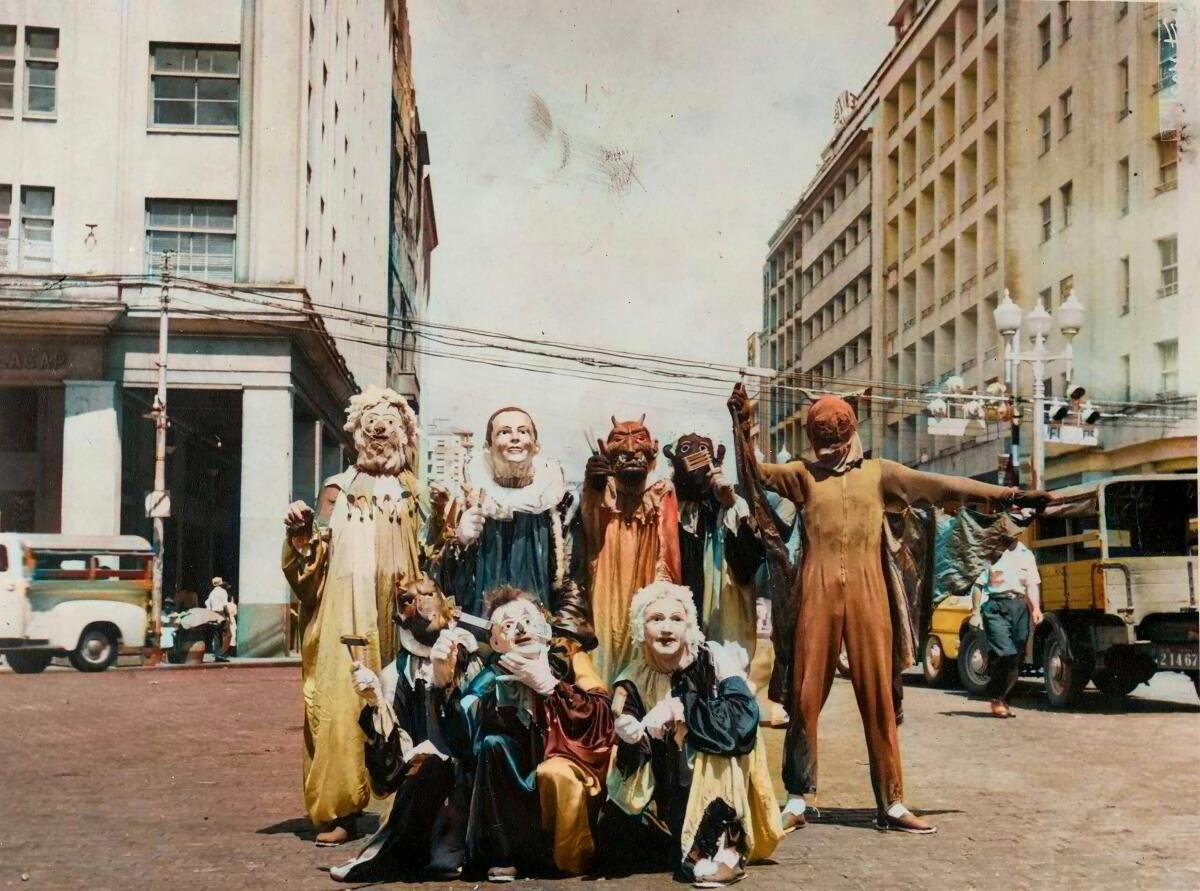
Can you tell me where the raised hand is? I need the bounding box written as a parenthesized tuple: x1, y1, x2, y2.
(727, 383, 755, 434)
(350, 660, 383, 707)
(585, 439, 614, 491)
(284, 500, 314, 549)
(456, 502, 486, 545)
(1011, 489, 1055, 510)
(497, 649, 558, 695)
(429, 629, 460, 689)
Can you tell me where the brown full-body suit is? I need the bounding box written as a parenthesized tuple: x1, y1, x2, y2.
(755, 403, 1015, 811)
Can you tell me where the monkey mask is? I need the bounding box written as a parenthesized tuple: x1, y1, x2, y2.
(805, 396, 864, 473)
(394, 577, 455, 649)
(602, 415, 659, 486)
(663, 433, 726, 502)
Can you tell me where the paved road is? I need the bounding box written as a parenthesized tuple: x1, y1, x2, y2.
(1, 664, 1196, 890)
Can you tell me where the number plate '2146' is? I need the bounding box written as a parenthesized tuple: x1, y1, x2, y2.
(1154, 645, 1199, 670)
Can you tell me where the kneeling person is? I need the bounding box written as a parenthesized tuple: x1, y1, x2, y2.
(597, 582, 782, 887)
(451, 586, 614, 882)
(332, 578, 482, 882)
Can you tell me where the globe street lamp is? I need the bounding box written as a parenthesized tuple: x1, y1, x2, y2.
(992, 288, 1085, 490)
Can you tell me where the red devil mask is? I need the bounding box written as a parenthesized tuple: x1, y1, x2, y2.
(603, 415, 658, 484)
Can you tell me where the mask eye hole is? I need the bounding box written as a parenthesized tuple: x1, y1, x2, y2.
(679, 443, 691, 454)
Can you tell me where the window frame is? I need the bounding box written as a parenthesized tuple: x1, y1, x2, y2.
(1038, 108, 1052, 156)
(1059, 88, 1073, 137)
(18, 185, 54, 270)
(1060, 181, 1073, 229)
(1059, 1, 1072, 43)
(22, 26, 58, 118)
(1156, 137, 1179, 191)
(1157, 339, 1178, 395)
(1157, 236, 1178, 297)
(0, 183, 11, 269)
(0, 24, 15, 116)
(1039, 197, 1052, 243)
(144, 198, 237, 282)
(1119, 256, 1130, 315)
(1117, 58, 1130, 118)
(1038, 16, 1051, 66)
(1118, 156, 1130, 215)
(148, 43, 241, 132)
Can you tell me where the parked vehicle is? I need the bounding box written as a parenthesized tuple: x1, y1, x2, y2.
(922, 474, 1198, 706)
(0, 534, 153, 674)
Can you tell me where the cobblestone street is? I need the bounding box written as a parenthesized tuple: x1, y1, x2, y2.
(2, 664, 1197, 890)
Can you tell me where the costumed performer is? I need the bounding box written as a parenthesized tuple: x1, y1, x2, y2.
(331, 578, 483, 882)
(729, 384, 1051, 834)
(596, 581, 782, 887)
(282, 386, 424, 846)
(582, 415, 682, 684)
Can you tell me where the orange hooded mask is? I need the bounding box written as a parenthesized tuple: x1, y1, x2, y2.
(805, 395, 864, 472)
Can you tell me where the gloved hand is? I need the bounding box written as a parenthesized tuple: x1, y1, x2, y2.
(498, 649, 558, 696)
(351, 661, 383, 707)
(1010, 489, 1054, 510)
(456, 502, 485, 545)
(642, 696, 684, 739)
(708, 640, 750, 681)
(968, 610, 984, 630)
(585, 442, 614, 491)
(429, 629, 460, 689)
(614, 713, 646, 745)
(708, 467, 736, 508)
(727, 383, 755, 436)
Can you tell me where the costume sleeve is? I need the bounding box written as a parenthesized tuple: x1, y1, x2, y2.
(540, 669, 615, 779)
(358, 705, 410, 796)
(682, 676, 760, 758)
(280, 484, 338, 609)
(610, 680, 652, 777)
(757, 461, 806, 505)
(437, 667, 493, 764)
(549, 507, 597, 648)
(656, 487, 682, 583)
(722, 497, 765, 586)
(880, 459, 1016, 509)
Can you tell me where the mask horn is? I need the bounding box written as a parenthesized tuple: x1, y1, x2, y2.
(638, 413, 646, 425)
(611, 415, 619, 428)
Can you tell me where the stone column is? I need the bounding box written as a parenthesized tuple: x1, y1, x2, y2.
(238, 386, 293, 656)
(60, 380, 121, 534)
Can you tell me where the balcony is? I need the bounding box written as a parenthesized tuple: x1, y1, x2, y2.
(984, 175, 998, 193)
(1155, 178, 1178, 195)
(961, 357, 977, 372)
(921, 231, 934, 246)
(984, 260, 998, 277)
(921, 82, 933, 100)
(940, 58, 954, 77)
(961, 193, 977, 212)
(888, 122, 899, 138)
(940, 135, 955, 153)
(985, 345, 1000, 360)
(940, 212, 954, 229)
(887, 189, 900, 205)
(903, 246, 916, 261)
(1158, 282, 1179, 298)
(983, 92, 997, 110)
(902, 103, 915, 118)
(903, 317, 916, 331)
(921, 156, 934, 172)
(886, 261, 899, 274)
(940, 288, 956, 306)
(960, 112, 977, 132)
(962, 31, 977, 50)
(961, 274, 977, 292)
(921, 305, 935, 319)
(903, 174, 917, 189)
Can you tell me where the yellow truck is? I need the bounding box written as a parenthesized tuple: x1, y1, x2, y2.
(920, 474, 1198, 707)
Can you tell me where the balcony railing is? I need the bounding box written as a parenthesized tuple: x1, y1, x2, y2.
(961, 193, 977, 211)
(1158, 282, 1179, 298)
(921, 305, 935, 319)
(961, 357, 977, 372)
(985, 345, 1000, 360)
(984, 175, 998, 193)
(902, 103, 915, 118)
(921, 82, 933, 100)
(903, 246, 916, 261)
(921, 231, 934, 246)
(940, 212, 954, 229)
(961, 274, 977, 291)
(984, 260, 999, 277)
(888, 122, 899, 138)
(960, 112, 977, 132)
(962, 31, 977, 50)
(886, 261, 899, 274)
(941, 58, 954, 76)
(887, 189, 900, 204)
(921, 156, 934, 172)
(904, 174, 917, 189)
(940, 135, 955, 153)
(1155, 178, 1178, 195)
(983, 92, 997, 110)
(903, 317, 916, 331)
(940, 289, 956, 305)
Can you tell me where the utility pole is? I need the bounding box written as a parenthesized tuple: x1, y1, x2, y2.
(147, 252, 173, 665)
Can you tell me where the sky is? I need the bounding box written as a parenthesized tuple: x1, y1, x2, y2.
(407, 0, 896, 477)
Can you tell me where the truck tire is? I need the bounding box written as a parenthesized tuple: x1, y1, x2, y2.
(6, 651, 53, 674)
(68, 626, 119, 672)
(1092, 669, 1140, 701)
(922, 634, 959, 688)
(1042, 635, 1088, 708)
(957, 628, 992, 697)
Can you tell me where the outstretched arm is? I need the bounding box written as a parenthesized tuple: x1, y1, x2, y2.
(880, 459, 1018, 509)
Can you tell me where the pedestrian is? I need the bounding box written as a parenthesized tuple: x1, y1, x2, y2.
(971, 529, 1042, 718)
(206, 577, 232, 663)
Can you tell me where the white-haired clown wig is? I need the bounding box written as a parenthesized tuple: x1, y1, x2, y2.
(629, 580, 704, 662)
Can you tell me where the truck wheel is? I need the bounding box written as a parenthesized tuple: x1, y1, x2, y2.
(1092, 669, 1140, 701)
(6, 651, 53, 674)
(68, 626, 119, 672)
(1042, 636, 1088, 708)
(957, 629, 992, 696)
(923, 634, 959, 688)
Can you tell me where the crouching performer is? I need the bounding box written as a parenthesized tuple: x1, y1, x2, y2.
(331, 578, 482, 882)
(452, 586, 614, 882)
(596, 581, 782, 887)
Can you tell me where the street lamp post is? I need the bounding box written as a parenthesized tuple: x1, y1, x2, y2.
(992, 289, 1085, 490)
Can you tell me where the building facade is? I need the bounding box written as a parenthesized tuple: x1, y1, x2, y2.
(0, 0, 436, 655)
(759, 0, 1195, 483)
(424, 422, 473, 496)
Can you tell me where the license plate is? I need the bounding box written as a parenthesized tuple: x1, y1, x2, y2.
(1154, 644, 1199, 669)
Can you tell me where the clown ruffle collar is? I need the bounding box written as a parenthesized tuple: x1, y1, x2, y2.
(464, 453, 567, 518)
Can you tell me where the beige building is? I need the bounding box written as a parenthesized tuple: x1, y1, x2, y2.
(760, 0, 1195, 484)
(424, 422, 474, 496)
(0, 0, 437, 654)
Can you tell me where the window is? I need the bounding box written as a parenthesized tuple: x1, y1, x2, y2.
(1157, 236, 1178, 297)
(1038, 16, 1051, 65)
(1059, 2, 1071, 42)
(1059, 89, 1073, 135)
(19, 186, 53, 270)
(1119, 256, 1130, 315)
(1157, 138, 1178, 191)
(1158, 18, 1178, 91)
(1060, 181, 1073, 228)
(145, 199, 236, 281)
(1040, 198, 1052, 242)
(1120, 355, 1130, 402)
(1039, 287, 1052, 309)
(1038, 108, 1051, 155)
(1118, 58, 1130, 117)
(0, 184, 10, 268)
(1058, 275, 1073, 307)
(24, 27, 57, 115)
(1157, 340, 1178, 395)
(150, 44, 239, 128)
(0, 25, 15, 113)
(1118, 157, 1130, 214)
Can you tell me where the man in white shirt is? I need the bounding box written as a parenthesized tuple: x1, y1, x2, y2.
(970, 536, 1041, 717)
(205, 577, 232, 662)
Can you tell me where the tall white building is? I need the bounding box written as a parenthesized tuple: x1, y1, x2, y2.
(424, 422, 474, 497)
(0, 0, 437, 655)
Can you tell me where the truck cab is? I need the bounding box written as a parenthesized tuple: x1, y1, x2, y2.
(0, 534, 154, 674)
